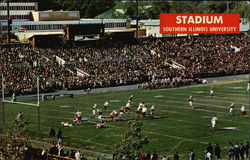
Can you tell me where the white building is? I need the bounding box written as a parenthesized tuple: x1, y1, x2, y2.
(0, 2, 38, 21)
(131, 19, 250, 37)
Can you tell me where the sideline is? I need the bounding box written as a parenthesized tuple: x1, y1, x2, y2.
(4, 74, 249, 101)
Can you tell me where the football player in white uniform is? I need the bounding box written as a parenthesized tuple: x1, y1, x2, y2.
(211, 115, 218, 131)
(188, 96, 193, 109)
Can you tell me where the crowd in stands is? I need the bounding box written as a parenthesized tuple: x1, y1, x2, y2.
(0, 33, 249, 96)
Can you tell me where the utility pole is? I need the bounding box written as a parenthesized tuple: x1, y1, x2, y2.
(136, 0, 139, 40)
(226, 1, 229, 13)
(7, 0, 11, 44)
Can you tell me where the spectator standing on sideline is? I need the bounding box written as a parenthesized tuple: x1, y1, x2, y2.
(49, 127, 56, 137)
(152, 151, 158, 160)
(57, 128, 62, 139)
(214, 144, 221, 160)
(207, 143, 213, 158)
(239, 143, 245, 160)
(75, 150, 81, 160)
(145, 152, 151, 160)
(162, 155, 168, 160)
(206, 151, 212, 160)
(174, 152, 179, 160)
(12, 93, 16, 102)
(245, 141, 249, 159)
(189, 149, 195, 160)
(228, 144, 235, 160)
(234, 143, 240, 160)
(68, 149, 75, 159)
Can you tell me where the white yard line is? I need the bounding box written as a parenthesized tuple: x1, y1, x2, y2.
(142, 80, 248, 92)
(157, 94, 248, 107)
(87, 120, 208, 145)
(166, 94, 243, 105)
(170, 92, 248, 100)
(156, 99, 229, 110)
(169, 140, 185, 153)
(87, 128, 111, 141)
(144, 130, 208, 144)
(158, 106, 249, 125)
(71, 137, 112, 148)
(23, 109, 248, 150)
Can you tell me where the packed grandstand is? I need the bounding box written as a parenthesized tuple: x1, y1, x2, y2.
(1, 33, 249, 96)
(1, 0, 250, 159)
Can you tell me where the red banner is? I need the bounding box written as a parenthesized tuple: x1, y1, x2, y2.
(160, 13, 240, 34)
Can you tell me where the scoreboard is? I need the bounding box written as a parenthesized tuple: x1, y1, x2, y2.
(63, 24, 105, 41)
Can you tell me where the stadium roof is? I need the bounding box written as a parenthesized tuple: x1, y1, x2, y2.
(131, 19, 249, 32)
(240, 19, 250, 32)
(1, 19, 127, 25)
(95, 8, 125, 19)
(131, 19, 159, 26)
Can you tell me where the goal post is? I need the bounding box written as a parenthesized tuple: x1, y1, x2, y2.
(1, 75, 41, 131)
(0, 74, 5, 133)
(0, 99, 4, 133)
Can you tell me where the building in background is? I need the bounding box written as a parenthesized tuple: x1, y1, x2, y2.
(1, 2, 248, 41)
(131, 19, 250, 38)
(0, 2, 137, 41)
(32, 11, 80, 21)
(0, 2, 38, 21)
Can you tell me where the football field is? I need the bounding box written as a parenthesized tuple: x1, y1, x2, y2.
(4, 79, 250, 159)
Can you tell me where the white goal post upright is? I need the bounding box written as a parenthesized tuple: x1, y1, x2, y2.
(1, 74, 5, 128)
(1, 74, 41, 131)
(37, 77, 40, 131)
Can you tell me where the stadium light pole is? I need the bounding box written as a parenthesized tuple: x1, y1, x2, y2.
(226, 1, 229, 13)
(6, 0, 11, 44)
(136, 0, 139, 40)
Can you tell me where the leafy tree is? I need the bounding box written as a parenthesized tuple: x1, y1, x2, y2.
(124, 2, 138, 19)
(143, 1, 171, 19)
(185, 1, 205, 13)
(170, 1, 188, 13)
(204, 1, 250, 22)
(0, 119, 31, 160)
(38, 0, 60, 11)
(231, 1, 250, 21)
(35, 0, 115, 18)
(113, 118, 149, 160)
(170, 1, 203, 13)
(204, 1, 241, 13)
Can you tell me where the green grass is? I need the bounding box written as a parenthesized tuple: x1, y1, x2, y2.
(4, 79, 250, 159)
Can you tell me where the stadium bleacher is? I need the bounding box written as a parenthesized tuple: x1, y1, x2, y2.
(1, 33, 249, 97)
